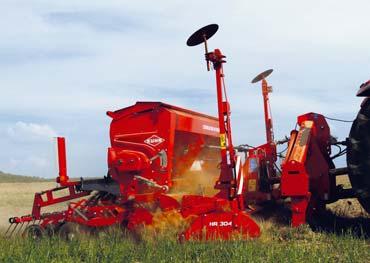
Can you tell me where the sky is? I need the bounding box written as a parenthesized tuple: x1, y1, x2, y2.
(0, 0, 369, 178)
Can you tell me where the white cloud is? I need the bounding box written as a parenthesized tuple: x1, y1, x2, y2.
(7, 122, 58, 141)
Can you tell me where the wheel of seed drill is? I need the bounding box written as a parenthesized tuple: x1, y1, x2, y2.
(347, 99, 370, 213)
(23, 224, 45, 240)
(59, 222, 90, 241)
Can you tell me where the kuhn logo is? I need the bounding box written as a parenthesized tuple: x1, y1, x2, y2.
(144, 135, 165, 146)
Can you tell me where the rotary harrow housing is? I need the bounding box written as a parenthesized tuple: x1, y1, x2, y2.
(7, 24, 370, 241)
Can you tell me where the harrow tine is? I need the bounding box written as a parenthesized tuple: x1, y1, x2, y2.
(15, 222, 25, 236)
(8, 223, 19, 238)
(4, 223, 14, 236)
(23, 221, 31, 236)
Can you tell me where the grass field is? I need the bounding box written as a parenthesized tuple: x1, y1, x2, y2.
(0, 228, 369, 263)
(0, 176, 369, 262)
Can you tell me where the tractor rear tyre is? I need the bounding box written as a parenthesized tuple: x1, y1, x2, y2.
(347, 99, 370, 213)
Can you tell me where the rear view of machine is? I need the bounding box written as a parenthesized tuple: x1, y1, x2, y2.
(5, 23, 369, 241)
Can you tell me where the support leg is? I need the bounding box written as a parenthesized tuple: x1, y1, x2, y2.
(291, 195, 310, 227)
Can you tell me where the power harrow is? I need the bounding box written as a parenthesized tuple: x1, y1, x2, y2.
(7, 24, 370, 241)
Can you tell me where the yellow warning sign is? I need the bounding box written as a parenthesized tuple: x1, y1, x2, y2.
(248, 179, 257, 192)
(220, 134, 226, 149)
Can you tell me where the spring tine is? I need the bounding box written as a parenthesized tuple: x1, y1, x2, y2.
(24, 221, 31, 236)
(6, 224, 15, 238)
(15, 222, 25, 236)
(4, 223, 13, 236)
(8, 223, 19, 237)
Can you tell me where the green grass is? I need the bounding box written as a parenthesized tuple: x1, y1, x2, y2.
(0, 171, 50, 183)
(0, 226, 369, 263)
(0, 175, 368, 262)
